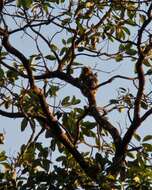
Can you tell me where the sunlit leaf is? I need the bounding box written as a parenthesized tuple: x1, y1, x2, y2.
(142, 135, 152, 142)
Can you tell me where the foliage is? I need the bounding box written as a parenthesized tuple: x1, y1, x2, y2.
(0, 0, 152, 189)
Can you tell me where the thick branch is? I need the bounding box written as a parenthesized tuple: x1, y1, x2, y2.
(121, 3, 152, 150)
(90, 106, 121, 149)
(1, 30, 35, 87)
(33, 86, 99, 182)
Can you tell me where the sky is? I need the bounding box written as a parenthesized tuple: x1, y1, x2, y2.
(0, 0, 152, 162)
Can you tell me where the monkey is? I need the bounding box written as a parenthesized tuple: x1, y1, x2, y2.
(79, 67, 98, 104)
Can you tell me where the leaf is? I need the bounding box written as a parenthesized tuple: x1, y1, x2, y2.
(23, 145, 35, 163)
(115, 54, 123, 62)
(0, 151, 7, 161)
(62, 39, 66, 45)
(60, 47, 67, 56)
(49, 85, 59, 96)
(119, 87, 126, 93)
(146, 69, 152, 75)
(133, 176, 140, 183)
(86, 2, 94, 8)
(142, 135, 152, 142)
(61, 96, 70, 106)
(7, 70, 18, 83)
(142, 143, 152, 152)
(50, 139, 56, 151)
(17, 0, 32, 9)
(123, 27, 130, 35)
(110, 99, 119, 104)
(139, 14, 146, 24)
(45, 55, 56, 60)
(83, 121, 96, 129)
(127, 152, 135, 159)
(82, 127, 96, 137)
(1, 162, 12, 171)
(0, 133, 4, 144)
(143, 59, 151, 67)
(50, 44, 58, 51)
(42, 159, 51, 172)
(0, 68, 4, 79)
(72, 61, 83, 66)
(141, 100, 148, 110)
(71, 96, 81, 105)
(134, 133, 141, 142)
(67, 37, 73, 44)
(78, 47, 84, 52)
(126, 48, 137, 56)
(56, 156, 66, 162)
(118, 106, 125, 113)
(21, 118, 28, 132)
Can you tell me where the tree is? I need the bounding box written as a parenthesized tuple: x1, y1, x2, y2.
(0, 0, 152, 189)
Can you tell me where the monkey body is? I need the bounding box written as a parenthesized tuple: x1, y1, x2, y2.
(79, 67, 98, 104)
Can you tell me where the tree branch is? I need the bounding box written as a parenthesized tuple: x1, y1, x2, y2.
(1, 29, 35, 87)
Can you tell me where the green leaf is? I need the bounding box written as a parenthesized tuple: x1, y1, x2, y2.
(126, 48, 137, 56)
(141, 100, 148, 110)
(62, 39, 66, 45)
(72, 61, 83, 66)
(21, 118, 28, 132)
(83, 121, 96, 129)
(0, 68, 4, 79)
(56, 156, 66, 162)
(127, 152, 135, 159)
(134, 133, 141, 142)
(49, 85, 59, 96)
(17, 0, 32, 9)
(142, 135, 152, 142)
(61, 96, 70, 106)
(50, 139, 56, 151)
(142, 143, 152, 152)
(7, 70, 18, 83)
(78, 47, 84, 52)
(45, 55, 56, 60)
(146, 69, 152, 75)
(50, 44, 58, 51)
(0, 151, 7, 161)
(23, 145, 35, 162)
(126, 19, 136, 26)
(123, 27, 130, 35)
(42, 159, 51, 171)
(67, 37, 73, 44)
(115, 54, 123, 62)
(139, 14, 146, 24)
(143, 59, 151, 67)
(110, 99, 119, 104)
(71, 96, 81, 105)
(60, 47, 67, 56)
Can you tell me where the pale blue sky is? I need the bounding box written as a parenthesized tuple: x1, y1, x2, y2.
(0, 1, 152, 160)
